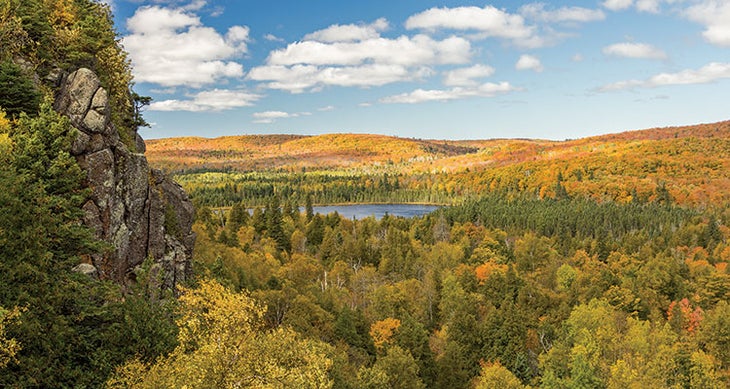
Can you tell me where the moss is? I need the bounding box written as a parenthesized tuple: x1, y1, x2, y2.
(164, 202, 182, 241)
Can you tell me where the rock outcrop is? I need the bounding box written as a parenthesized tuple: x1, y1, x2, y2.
(55, 68, 194, 289)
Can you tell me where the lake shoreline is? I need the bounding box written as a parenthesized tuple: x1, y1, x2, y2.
(214, 201, 450, 211)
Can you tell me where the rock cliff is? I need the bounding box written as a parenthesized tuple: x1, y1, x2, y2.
(54, 68, 194, 289)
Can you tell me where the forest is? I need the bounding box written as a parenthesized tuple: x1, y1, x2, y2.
(0, 0, 729, 388)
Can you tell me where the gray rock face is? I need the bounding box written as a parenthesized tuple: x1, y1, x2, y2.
(55, 68, 194, 289)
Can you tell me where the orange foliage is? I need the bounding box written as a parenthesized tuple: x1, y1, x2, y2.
(715, 262, 728, 273)
(475, 261, 508, 284)
(370, 317, 401, 350)
(667, 298, 704, 335)
(148, 120, 730, 207)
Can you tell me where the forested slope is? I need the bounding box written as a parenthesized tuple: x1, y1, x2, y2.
(147, 124, 730, 387)
(156, 121, 730, 208)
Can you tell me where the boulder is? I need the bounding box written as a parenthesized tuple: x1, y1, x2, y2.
(72, 263, 99, 279)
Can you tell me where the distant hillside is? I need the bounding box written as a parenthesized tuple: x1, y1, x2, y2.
(147, 121, 730, 207)
(146, 133, 477, 172)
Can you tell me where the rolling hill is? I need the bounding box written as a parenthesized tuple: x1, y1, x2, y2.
(146, 120, 730, 207)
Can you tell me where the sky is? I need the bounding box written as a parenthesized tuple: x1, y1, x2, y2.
(106, 0, 730, 140)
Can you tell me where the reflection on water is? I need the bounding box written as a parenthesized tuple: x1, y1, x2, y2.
(306, 204, 440, 220)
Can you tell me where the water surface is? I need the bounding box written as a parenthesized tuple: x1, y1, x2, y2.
(308, 204, 440, 220)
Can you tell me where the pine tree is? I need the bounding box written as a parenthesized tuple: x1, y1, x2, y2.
(0, 61, 40, 118)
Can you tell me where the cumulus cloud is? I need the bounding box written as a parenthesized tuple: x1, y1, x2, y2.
(252, 110, 302, 123)
(248, 19, 471, 92)
(635, 0, 663, 13)
(149, 89, 260, 112)
(248, 64, 433, 93)
(602, 0, 634, 10)
(404, 4, 595, 48)
(318, 105, 335, 111)
(405, 6, 535, 42)
(598, 62, 730, 91)
(603, 42, 667, 59)
(267, 35, 471, 67)
(520, 3, 606, 23)
(380, 82, 516, 104)
(602, 0, 676, 13)
(122, 6, 248, 87)
(515, 54, 544, 72)
(304, 18, 389, 43)
(443, 64, 495, 87)
(685, 0, 730, 47)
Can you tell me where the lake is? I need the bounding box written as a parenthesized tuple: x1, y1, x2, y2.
(306, 204, 441, 220)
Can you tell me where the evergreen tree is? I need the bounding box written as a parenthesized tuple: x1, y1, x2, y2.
(267, 196, 290, 252)
(0, 105, 174, 387)
(306, 193, 315, 221)
(0, 61, 40, 117)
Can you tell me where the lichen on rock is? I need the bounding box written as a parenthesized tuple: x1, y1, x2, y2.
(54, 68, 194, 289)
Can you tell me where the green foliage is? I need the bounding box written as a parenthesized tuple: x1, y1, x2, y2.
(0, 104, 176, 387)
(0, 0, 146, 150)
(175, 170, 452, 208)
(187, 182, 729, 388)
(367, 346, 425, 389)
(0, 60, 40, 117)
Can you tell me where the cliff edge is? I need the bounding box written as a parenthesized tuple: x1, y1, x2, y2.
(54, 68, 194, 289)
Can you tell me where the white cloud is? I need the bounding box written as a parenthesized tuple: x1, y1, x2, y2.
(405, 5, 535, 42)
(572, 53, 584, 62)
(267, 35, 471, 67)
(304, 18, 389, 43)
(122, 6, 248, 87)
(602, 0, 633, 11)
(685, 1, 730, 47)
(635, 0, 661, 13)
(253, 111, 293, 119)
(318, 105, 335, 111)
(603, 42, 667, 59)
(520, 3, 606, 23)
(180, 0, 206, 11)
(515, 54, 544, 72)
(264, 33, 284, 42)
(248, 64, 432, 93)
(249, 20, 471, 92)
(149, 89, 260, 112)
(404, 5, 586, 48)
(602, 0, 678, 13)
(380, 82, 516, 104)
(599, 62, 730, 91)
(252, 110, 300, 124)
(443, 64, 495, 86)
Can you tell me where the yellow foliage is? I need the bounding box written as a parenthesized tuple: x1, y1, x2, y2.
(108, 279, 333, 389)
(474, 361, 527, 389)
(0, 110, 9, 131)
(0, 306, 22, 369)
(47, 0, 76, 27)
(369, 317, 401, 350)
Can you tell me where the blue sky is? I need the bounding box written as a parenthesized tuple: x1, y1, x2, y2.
(108, 0, 730, 140)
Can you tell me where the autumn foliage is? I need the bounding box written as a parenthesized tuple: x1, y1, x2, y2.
(149, 120, 730, 208)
